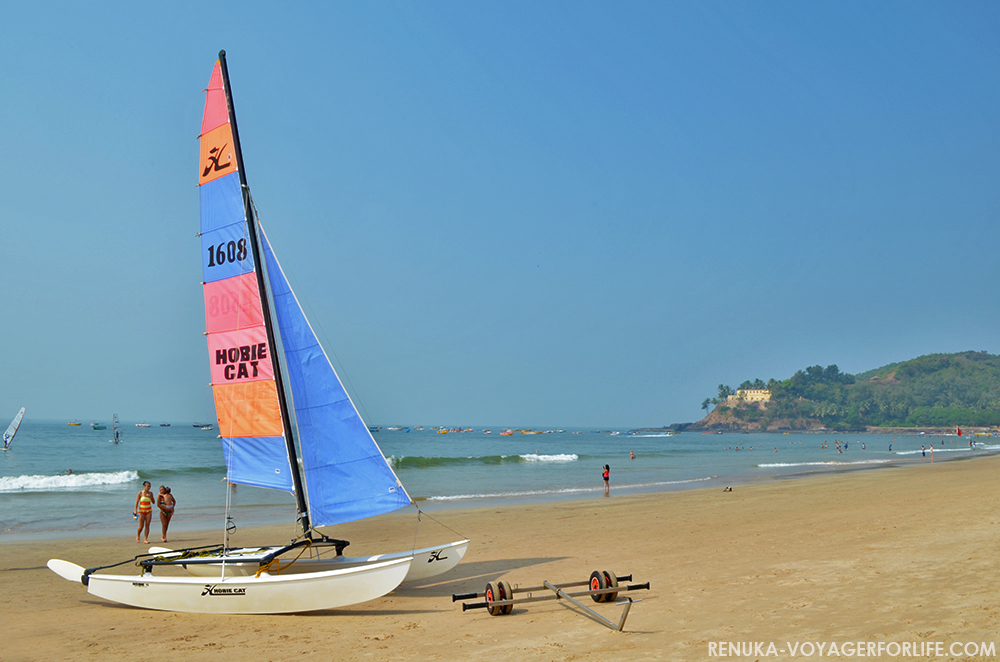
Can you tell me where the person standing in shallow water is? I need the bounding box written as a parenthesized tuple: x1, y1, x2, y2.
(602, 464, 610, 497)
(158, 485, 176, 542)
(134, 481, 153, 544)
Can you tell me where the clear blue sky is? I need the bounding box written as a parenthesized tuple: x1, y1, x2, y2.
(2, 2, 998, 427)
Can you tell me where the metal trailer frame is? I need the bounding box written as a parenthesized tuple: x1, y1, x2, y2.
(454, 571, 650, 632)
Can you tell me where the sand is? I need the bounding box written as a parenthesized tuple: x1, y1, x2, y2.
(4, 455, 1000, 662)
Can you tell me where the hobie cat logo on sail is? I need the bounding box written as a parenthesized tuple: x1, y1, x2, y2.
(202, 142, 233, 178)
(199, 123, 236, 185)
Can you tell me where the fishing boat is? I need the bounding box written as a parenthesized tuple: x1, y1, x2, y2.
(92, 423, 107, 430)
(48, 51, 467, 614)
(111, 414, 122, 444)
(135, 422, 151, 427)
(3, 407, 25, 450)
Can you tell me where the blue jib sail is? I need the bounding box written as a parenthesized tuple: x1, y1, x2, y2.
(260, 229, 412, 527)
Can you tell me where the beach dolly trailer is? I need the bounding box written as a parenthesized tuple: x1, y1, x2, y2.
(454, 571, 650, 632)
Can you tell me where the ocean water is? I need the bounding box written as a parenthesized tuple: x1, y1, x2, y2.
(2, 420, 997, 540)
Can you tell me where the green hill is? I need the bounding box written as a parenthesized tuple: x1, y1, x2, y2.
(697, 351, 1000, 431)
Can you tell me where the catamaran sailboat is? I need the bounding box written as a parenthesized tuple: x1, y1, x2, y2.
(48, 51, 467, 613)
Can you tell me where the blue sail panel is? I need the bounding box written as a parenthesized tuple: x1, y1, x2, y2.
(200, 173, 255, 283)
(222, 436, 294, 491)
(260, 230, 411, 528)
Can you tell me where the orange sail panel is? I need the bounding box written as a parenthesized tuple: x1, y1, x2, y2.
(198, 59, 290, 491)
(212, 382, 284, 438)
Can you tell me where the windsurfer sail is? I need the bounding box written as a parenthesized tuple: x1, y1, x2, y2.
(3, 407, 25, 450)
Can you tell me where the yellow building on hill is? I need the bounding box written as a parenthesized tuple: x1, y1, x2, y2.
(727, 389, 772, 403)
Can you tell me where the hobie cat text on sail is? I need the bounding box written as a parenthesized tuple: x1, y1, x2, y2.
(216, 343, 267, 380)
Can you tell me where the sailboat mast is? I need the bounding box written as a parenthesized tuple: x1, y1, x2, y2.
(216, 50, 312, 535)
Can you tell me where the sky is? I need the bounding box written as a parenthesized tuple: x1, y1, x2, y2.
(2, 2, 999, 428)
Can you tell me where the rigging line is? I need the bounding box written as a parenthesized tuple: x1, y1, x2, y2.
(248, 194, 378, 427)
(411, 510, 420, 555)
(411, 503, 468, 541)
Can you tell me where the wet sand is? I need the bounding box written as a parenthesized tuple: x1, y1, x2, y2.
(4, 454, 1000, 661)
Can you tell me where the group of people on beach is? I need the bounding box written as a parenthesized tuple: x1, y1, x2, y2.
(134, 481, 176, 544)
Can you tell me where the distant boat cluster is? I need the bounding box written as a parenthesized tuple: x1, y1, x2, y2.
(66, 421, 214, 431)
(368, 426, 651, 436)
(369, 426, 570, 435)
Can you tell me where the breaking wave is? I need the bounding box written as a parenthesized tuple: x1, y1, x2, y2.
(756, 460, 891, 468)
(0, 470, 139, 492)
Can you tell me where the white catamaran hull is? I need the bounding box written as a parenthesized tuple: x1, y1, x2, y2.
(47, 556, 411, 614)
(154, 539, 469, 583)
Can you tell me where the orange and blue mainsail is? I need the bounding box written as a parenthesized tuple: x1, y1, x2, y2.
(198, 60, 290, 492)
(198, 56, 410, 527)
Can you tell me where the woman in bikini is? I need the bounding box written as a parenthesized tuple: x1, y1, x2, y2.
(134, 481, 153, 543)
(158, 485, 176, 542)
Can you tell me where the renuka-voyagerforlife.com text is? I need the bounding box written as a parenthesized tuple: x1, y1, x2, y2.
(708, 640, 997, 657)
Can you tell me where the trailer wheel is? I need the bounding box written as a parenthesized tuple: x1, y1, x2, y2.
(485, 581, 502, 615)
(603, 570, 619, 602)
(589, 570, 608, 602)
(498, 580, 514, 614)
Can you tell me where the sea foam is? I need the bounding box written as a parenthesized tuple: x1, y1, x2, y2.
(0, 470, 139, 492)
(756, 460, 891, 468)
(519, 453, 578, 462)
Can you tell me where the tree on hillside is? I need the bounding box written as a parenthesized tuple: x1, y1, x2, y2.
(706, 353, 1000, 430)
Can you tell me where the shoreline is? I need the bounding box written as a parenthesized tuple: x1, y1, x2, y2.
(3, 442, 995, 542)
(5, 453, 1000, 661)
(648, 426, 997, 435)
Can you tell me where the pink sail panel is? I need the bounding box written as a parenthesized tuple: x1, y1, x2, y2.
(207, 325, 275, 384)
(203, 272, 265, 333)
(201, 61, 229, 136)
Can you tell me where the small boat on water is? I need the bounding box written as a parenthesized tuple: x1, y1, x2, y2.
(135, 422, 151, 427)
(3, 407, 25, 451)
(67, 421, 81, 426)
(91, 423, 107, 430)
(160, 423, 171, 427)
